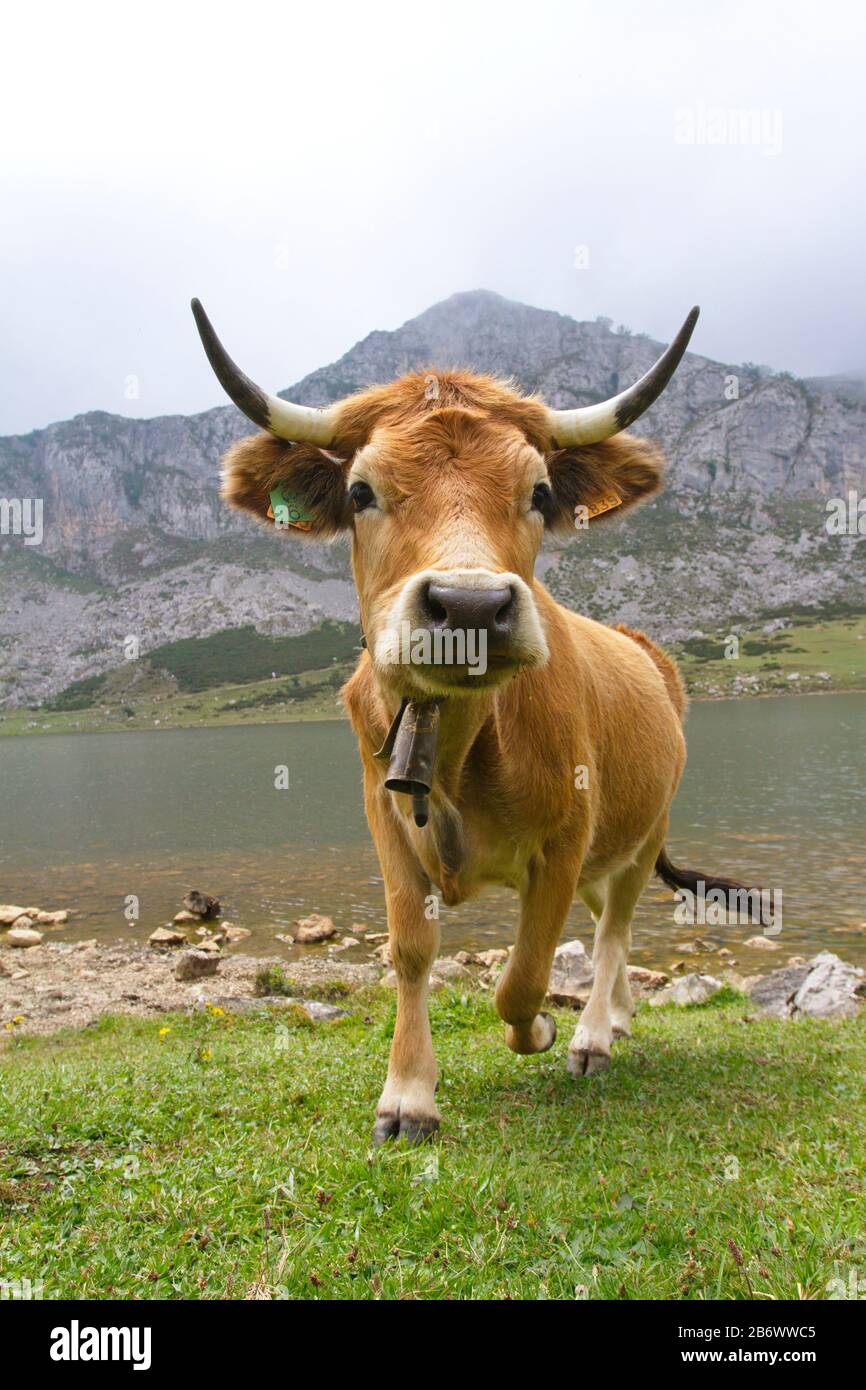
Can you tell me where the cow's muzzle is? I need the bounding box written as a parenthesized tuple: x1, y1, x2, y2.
(373, 569, 549, 690)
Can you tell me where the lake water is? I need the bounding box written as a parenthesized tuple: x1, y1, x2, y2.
(1, 693, 864, 970)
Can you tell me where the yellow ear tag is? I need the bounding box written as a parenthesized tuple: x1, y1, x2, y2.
(583, 489, 623, 520)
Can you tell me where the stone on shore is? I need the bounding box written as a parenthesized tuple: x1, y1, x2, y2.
(292, 913, 337, 944)
(744, 935, 781, 951)
(547, 939, 594, 1006)
(219, 923, 251, 943)
(6, 923, 44, 948)
(149, 926, 186, 947)
(0, 906, 29, 926)
(174, 948, 221, 982)
(181, 890, 221, 920)
(626, 965, 669, 996)
(649, 973, 724, 1007)
(748, 952, 864, 1019)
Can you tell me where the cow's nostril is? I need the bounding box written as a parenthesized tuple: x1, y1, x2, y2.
(425, 582, 515, 635)
(494, 592, 514, 627)
(421, 583, 448, 624)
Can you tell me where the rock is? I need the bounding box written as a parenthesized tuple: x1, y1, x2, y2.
(181, 890, 221, 920)
(34, 910, 69, 925)
(292, 913, 337, 944)
(744, 935, 781, 951)
(626, 965, 669, 996)
(717, 948, 736, 962)
(787, 955, 807, 966)
(195, 937, 222, 954)
(747, 962, 811, 1017)
(0, 957, 10, 976)
(431, 957, 474, 984)
(174, 948, 221, 982)
(148, 927, 186, 947)
(350, 922, 368, 935)
(301, 1000, 351, 1022)
(547, 939, 594, 1006)
(365, 932, 389, 943)
(476, 948, 510, 968)
(6, 923, 44, 948)
(649, 973, 724, 1007)
(11, 914, 36, 930)
(173, 910, 201, 923)
(372, 941, 392, 965)
(791, 952, 864, 1019)
(219, 923, 251, 943)
(75, 939, 99, 951)
(0, 906, 28, 926)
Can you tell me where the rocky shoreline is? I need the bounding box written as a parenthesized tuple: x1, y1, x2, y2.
(2, 900, 863, 1039)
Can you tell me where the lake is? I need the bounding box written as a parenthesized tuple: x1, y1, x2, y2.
(1, 693, 864, 970)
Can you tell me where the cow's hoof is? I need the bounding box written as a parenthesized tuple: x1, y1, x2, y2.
(371, 1110, 439, 1147)
(567, 1046, 610, 1077)
(505, 1011, 557, 1055)
(567, 1024, 611, 1076)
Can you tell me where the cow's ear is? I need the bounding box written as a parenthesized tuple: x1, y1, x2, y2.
(220, 433, 351, 539)
(545, 433, 665, 534)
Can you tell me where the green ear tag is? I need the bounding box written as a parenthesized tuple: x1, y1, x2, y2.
(267, 484, 316, 531)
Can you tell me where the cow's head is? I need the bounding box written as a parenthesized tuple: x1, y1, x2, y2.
(193, 300, 697, 699)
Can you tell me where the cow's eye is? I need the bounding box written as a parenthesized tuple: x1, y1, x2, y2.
(531, 481, 554, 517)
(349, 480, 376, 513)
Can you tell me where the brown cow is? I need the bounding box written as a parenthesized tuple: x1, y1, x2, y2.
(193, 301, 758, 1144)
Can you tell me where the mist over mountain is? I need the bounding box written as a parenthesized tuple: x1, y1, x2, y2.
(1, 290, 863, 708)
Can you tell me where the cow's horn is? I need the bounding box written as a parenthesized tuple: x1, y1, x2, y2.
(546, 307, 700, 446)
(191, 298, 338, 445)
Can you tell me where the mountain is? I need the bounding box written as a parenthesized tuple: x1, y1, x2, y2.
(1, 290, 864, 708)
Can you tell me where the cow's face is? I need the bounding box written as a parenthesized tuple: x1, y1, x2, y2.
(220, 373, 666, 700)
(347, 408, 551, 695)
(195, 301, 696, 700)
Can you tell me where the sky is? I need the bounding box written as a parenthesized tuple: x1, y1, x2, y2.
(2, 0, 865, 435)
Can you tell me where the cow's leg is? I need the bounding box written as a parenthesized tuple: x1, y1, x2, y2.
(366, 788, 440, 1146)
(579, 879, 630, 1041)
(569, 828, 662, 1076)
(495, 850, 579, 1055)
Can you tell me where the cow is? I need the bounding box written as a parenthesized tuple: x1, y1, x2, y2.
(192, 299, 760, 1145)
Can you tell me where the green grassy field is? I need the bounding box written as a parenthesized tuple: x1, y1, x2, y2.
(674, 614, 866, 700)
(1, 988, 863, 1300)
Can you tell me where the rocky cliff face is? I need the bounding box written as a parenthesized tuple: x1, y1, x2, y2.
(1, 290, 863, 706)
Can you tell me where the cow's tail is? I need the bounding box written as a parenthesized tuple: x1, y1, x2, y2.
(655, 847, 772, 928)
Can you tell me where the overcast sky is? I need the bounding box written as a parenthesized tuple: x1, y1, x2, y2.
(2, 0, 864, 435)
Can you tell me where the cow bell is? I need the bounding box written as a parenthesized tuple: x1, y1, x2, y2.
(374, 699, 440, 827)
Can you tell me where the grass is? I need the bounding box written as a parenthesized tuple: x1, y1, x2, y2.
(671, 614, 866, 699)
(1, 989, 864, 1300)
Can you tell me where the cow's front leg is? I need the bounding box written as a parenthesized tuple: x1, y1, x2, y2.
(367, 791, 440, 1146)
(569, 828, 662, 1076)
(495, 847, 580, 1055)
(373, 878, 441, 1145)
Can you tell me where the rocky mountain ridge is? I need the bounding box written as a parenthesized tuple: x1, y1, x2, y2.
(1, 290, 863, 707)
